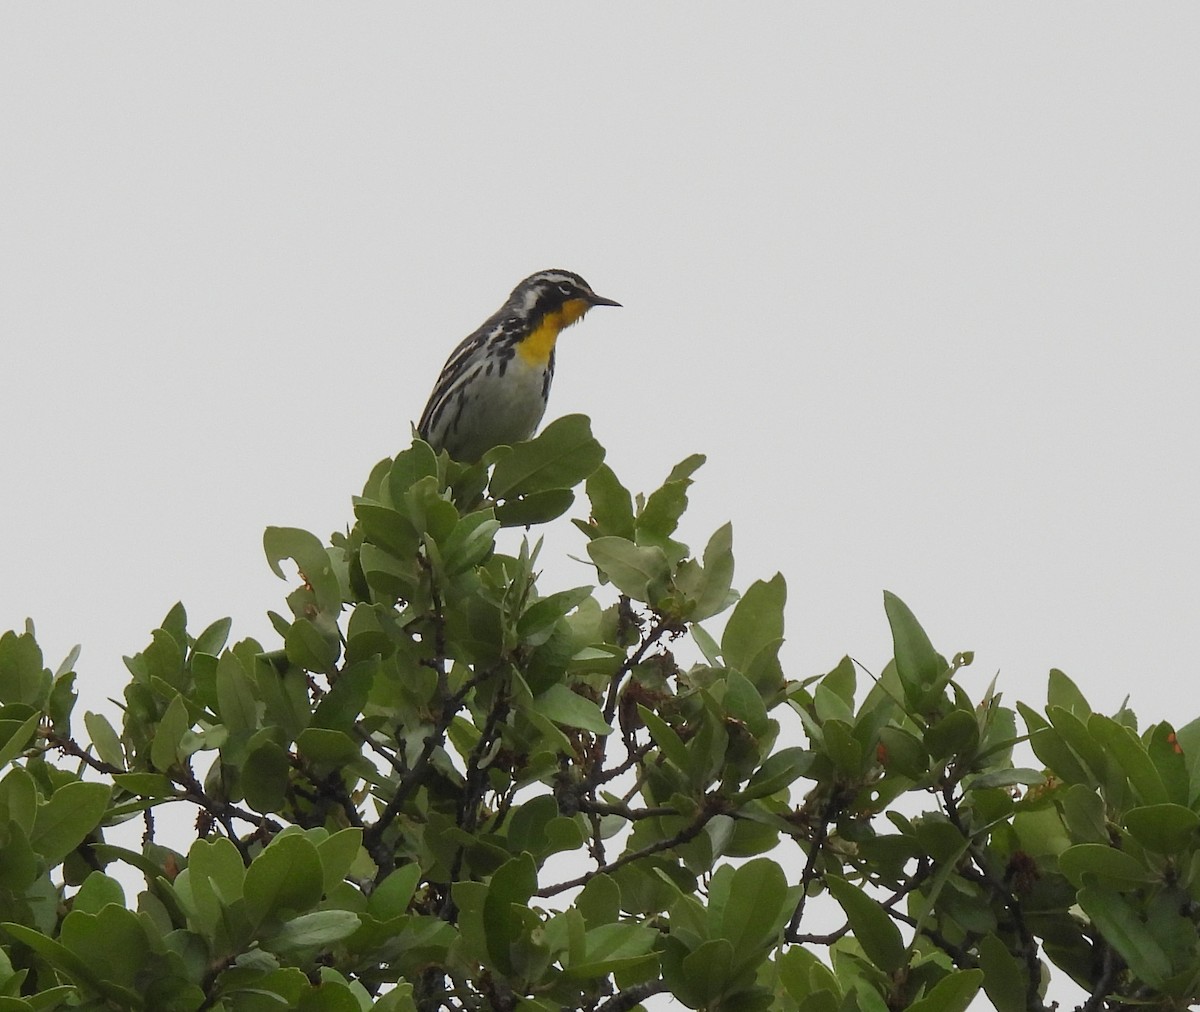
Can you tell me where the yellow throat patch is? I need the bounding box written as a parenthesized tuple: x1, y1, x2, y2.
(515, 298, 591, 366)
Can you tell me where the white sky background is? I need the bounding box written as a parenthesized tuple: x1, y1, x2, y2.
(2, 4, 1199, 1004)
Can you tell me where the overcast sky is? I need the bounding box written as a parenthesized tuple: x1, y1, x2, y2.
(2, 6, 1199, 999)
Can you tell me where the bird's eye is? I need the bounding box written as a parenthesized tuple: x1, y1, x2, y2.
(557, 283, 574, 297)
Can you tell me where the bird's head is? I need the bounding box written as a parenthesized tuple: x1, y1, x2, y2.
(508, 269, 622, 331)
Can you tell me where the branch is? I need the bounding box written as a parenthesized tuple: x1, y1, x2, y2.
(790, 859, 932, 947)
(457, 681, 511, 836)
(537, 801, 718, 897)
(576, 799, 678, 821)
(309, 761, 366, 830)
(785, 792, 846, 937)
(173, 763, 257, 864)
(365, 668, 482, 871)
(48, 731, 279, 864)
(442, 679, 513, 913)
(889, 909, 976, 968)
(601, 612, 678, 727)
(940, 782, 1050, 1012)
(1078, 938, 1122, 1012)
(593, 739, 654, 786)
(360, 731, 407, 775)
(597, 979, 667, 1012)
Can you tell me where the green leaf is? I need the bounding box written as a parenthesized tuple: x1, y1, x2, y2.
(367, 862, 422, 919)
(481, 854, 538, 974)
(1079, 884, 1173, 985)
(1045, 706, 1106, 783)
(387, 441, 440, 503)
(721, 573, 786, 673)
(0, 714, 41, 768)
(187, 835, 247, 905)
(723, 669, 769, 735)
(1123, 804, 1200, 855)
(1146, 722, 1190, 807)
(353, 503, 420, 559)
(112, 772, 175, 797)
(296, 728, 362, 766)
(576, 874, 620, 929)
(1059, 784, 1109, 844)
(262, 909, 361, 954)
(826, 875, 905, 973)
(739, 747, 813, 801)
(1046, 668, 1091, 718)
(533, 684, 612, 735)
(687, 522, 736, 623)
(489, 414, 605, 499)
(297, 977, 362, 1012)
(402, 476, 458, 540)
(677, 937, 735, 1005)
(285, 618, 340, 675)
(636, 477, 691, 548)
(263, 527, 342, 617)
(30, 781, 110, 866)
(877, 725, 929, 779)
(59, 904, 148, 988)
(822, 719, 864, 776)
(61, 646, 86, 679)
(1174, 717, 1200, 806)
(1028, 727, 1091, 787)
(586, 537, 670, 602)
(906, 969, 983, 1012)
(0, 921, 100, 991)
(194, 616, 233, 657)
(47, 670, 77, 734)
(778, 945, 841, 1003)
(83, 711, 124, 769)
(151, 694, 190, 772)
(1088, 713, 1167, 805)
(966, 768, 1045, 791)
(494, 489, 576, 527)
(1059, 844, 1154, 889)
(72, 871, 126, 914)
(244, 834, 324, 927)
(439, 512, 500, 573)
(215, 650, 259, 736)
(242, 740, 290, 814)
(664, 453, 706, 484)
(505, 795, 556, 857)
(582, 463, 635, 540)
(316, 828, 364, 895)
(564, 921, 659, 980)
(137, 627, 184, 690)
(977, 932, 1028, 1012)
(0, 819, 38, 891)
(0, 767, 38, 831)
(715, 858, 787, 969)
(517, 586, 593, 642)
(640, 707, 691, 774)
(912, 819, 970, 866)
(883, 591, 941, 701)
(924, 709, 978, 760)
(691, 623, 722, 665)
(0, 631, 49, 706)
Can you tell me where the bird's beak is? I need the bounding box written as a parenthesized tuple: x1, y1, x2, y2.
(587, 293, 622, 308)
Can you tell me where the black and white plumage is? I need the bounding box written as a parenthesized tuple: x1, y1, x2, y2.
(417, 269, 619, 463)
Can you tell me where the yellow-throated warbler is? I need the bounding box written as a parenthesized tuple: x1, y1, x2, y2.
(417, 269, 620, 462)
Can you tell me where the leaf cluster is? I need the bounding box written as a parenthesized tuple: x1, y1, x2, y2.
(0, 416, 1198, 1011)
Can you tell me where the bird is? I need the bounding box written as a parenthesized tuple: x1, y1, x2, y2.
(417, 269, 620, 463)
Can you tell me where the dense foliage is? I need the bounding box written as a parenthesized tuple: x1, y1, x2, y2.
(1, 415, 1198, 1011)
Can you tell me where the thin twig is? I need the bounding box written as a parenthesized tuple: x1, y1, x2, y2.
(537, 803, 718, 897)
(597, 979, 668, 1012)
